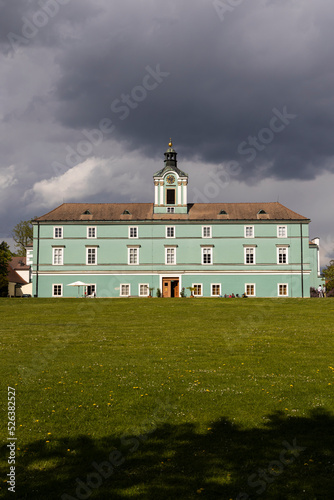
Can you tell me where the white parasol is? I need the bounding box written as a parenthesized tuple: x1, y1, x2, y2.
(66, 281, 87, 297)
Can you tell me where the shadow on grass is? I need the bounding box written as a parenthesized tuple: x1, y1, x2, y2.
(1, 409, 334, 500)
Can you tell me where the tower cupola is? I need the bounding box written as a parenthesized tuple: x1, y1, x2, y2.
(164, 139, 177, 168)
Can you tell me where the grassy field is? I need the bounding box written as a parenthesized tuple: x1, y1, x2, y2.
(0, 297, 333, 499)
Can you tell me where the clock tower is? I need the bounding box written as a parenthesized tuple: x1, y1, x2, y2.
(153, 140, 188, 214)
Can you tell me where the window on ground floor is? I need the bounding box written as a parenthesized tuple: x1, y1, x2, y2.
(52, 284, 62, 297)
(120, 284, 130, 296)
(278, 284, 288, 296)
(211, 284, 221, 296)
(192, 284, 203, 296)
(139, 284, 149, 296)
(245, 284, 256, 296)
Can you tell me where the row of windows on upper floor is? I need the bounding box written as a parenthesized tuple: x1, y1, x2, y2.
(51, 225, 289, 240)
(52, 282, 289, 297)
(52, 245, 291, 266)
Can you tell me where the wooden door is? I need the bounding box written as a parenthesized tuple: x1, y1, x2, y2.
(162, 279, 179, 297)
(162, 279, 171, 297)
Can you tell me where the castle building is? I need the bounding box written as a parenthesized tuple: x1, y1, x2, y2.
(32, 141, 321, 298)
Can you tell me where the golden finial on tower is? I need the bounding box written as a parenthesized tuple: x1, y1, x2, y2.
(168, 138, 173, 147)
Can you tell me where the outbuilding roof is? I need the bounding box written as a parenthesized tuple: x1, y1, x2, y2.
(35, 202, 309, 222)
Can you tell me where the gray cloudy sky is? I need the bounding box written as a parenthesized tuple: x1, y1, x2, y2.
(1, 0, 334, 264)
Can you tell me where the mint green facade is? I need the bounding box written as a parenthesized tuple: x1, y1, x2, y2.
(32, 144, 322, 298)
(32, 220, 321, 298)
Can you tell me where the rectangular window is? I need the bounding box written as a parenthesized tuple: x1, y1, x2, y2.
(245, 247, 255, 264)
(52, 284, 62, 297)
(139, 284, 149, 296)
(245, 226, 254, 238)
(202, 226, 211, 238)
(211, 284, 221, 296)
(277, 226, 287, 238)
(52, 247, 63, 265)
(166, 226, 175, 238)
(129, 227, 138, 238)
(245, 284, 255, 296)
(120, 284, 130, 296)
(277, 247, 288, 264)
(278, 284, 288, 296)
(54, 227, 63, 239)
(202, 247, 212, 264)
(86, 247, 97, 265)
(166, 247, 176, 264)
(166, 189, 175, 204)
(128, 248, 139, 265)
(166, 207, 175, 213)
(193, 284, 202, 296)
(87, 226, 96, 238)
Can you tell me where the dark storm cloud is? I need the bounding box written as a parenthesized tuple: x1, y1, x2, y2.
(34, 0, 334, 182)
(0, 0, 103, 54)
(1, 0, 334, 249)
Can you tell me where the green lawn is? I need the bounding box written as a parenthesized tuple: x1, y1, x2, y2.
(0, 298, 333, 499)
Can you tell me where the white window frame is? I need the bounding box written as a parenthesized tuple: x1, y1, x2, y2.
(202, 247, 213, 265)
(192, 283, 203, 297)
(86, 247, 97, 265)
(166, 226, 175, 238)
(87, 226, 96, 239)
(52, 284, 63, 297)
(120, 284, 130, 297)
(211, 284, 221, 296)
(139, 284, 149, 297)
(129, 226, 138, 239)
(52, 247, 63, 265)
(53, 226, 63, 239)
(128, 247, 139, 265)
(165, 247, 176, 265)
(245, 283, 256, 297)
(244, 226, 254, 238)
(244, 247, 256, 264)
(166, 207, 175, 213)
(202, 226, 212, 238)
(277, 225, 287, 238)
(277, 246, 288, 264)
(278, 283, 288, 297)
